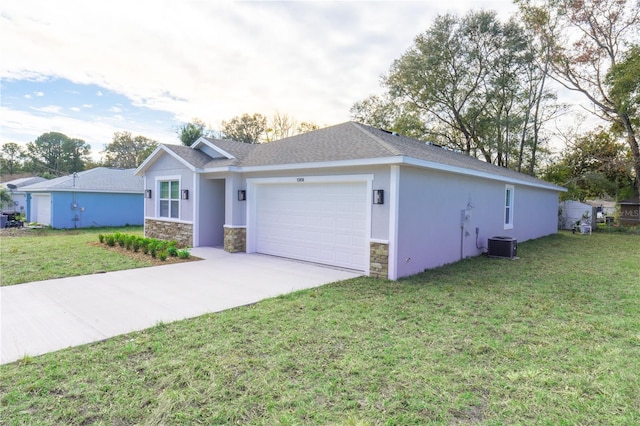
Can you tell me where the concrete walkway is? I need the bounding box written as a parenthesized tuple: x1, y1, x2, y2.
(0, 248, 361, 364)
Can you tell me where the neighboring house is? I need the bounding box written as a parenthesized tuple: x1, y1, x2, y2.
(21, 168, 144, 228)
(618, 197, 640, 226)
(558, 200, 596, 230)
(1, 177, 48, 214)
(136, 122, 566, 280)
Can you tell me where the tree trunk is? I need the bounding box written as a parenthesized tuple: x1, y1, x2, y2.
(620, 112, 640, 197)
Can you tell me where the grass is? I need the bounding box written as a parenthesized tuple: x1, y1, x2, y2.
(1, 232, 639, 424)
(0, 226, 152, 286)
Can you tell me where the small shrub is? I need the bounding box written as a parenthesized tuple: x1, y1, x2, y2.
(177, 248, 191, 259)
(98, 234, 105, 244)
(116, 233, 126, 248)
(132, 238, 141, 252)
(150, 243, 157, 258)
(158, 251, 167, 261)
(125, 235, 134, 250)
(106, 235, 116, 247)
(142, 244, 149, 255)
(167, 245, 178, 257)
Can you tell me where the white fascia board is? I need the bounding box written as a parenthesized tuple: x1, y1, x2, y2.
(208, 157, 401, 174)
(135, 145, 197, 176)
(401, 157, 567, 192)
(191, 137, 236, 159)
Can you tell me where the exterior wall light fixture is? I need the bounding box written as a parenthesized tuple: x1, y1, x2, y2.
(181, 189, 189, 200)
(373, 189, 384, 205)
(145, 189, 152, 199)
(238, 190, 246, 201)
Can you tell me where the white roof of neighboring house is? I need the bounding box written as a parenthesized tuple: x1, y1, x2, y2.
(2, 176, 47, 190)
(20, 168, 143, 194)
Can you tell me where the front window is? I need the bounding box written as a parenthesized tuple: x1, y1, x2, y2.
(504, 185, 514, 229)
(159, 180, 179, 219)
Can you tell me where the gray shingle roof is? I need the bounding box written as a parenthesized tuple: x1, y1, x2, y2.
(20, 168, 143, 193)
(151, 122, 563, 191)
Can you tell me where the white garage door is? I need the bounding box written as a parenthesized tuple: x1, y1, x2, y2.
(255, 182, 368, 271)
(33, 194, 51, 226)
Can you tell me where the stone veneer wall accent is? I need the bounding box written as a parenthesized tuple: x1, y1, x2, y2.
(145, 219, 193, 248)
(224, 226, 246, 253)
(370, 241, 389, 279)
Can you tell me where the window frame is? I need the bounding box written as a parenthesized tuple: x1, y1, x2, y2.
(157, 178, 181, 219)
(504, 184, 514, 229)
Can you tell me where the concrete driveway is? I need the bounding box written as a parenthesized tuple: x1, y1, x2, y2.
(0, 248, 361, 364)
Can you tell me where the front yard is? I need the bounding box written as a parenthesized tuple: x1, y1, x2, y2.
(0, 226, 191, 286)
(1, 231, 639, 424)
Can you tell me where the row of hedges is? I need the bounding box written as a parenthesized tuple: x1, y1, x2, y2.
(98, 232, 190, 261)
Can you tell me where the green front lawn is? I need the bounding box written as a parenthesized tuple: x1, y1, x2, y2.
(1, 232, 639, 424)
(0, 226, 151, 286)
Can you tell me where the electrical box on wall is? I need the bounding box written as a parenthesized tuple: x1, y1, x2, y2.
(460, 209, 471, 226)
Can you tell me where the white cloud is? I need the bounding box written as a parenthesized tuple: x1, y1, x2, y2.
(30, 105, 63, 114)
(109, 106, 123, 113)
(0, 106, 177, 154)
(70, 106, 80, 112)
(24, 94, 32, 99)
(0, 1, 518, 125)
(96, 91, 103, 96)
(35, 91, 44, 96)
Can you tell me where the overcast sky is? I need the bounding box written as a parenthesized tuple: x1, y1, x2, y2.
(2, 0, 524, 156)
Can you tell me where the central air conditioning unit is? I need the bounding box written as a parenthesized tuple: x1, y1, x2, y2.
(488, 236, 517, 259)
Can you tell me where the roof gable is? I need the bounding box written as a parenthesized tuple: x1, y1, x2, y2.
(135, 144, 213, 175)
(191, 137, 235, 159)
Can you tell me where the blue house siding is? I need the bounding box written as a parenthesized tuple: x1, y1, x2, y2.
(48, 192, 143, 228)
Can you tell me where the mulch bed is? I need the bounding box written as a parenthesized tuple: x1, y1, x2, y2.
(88, 242, 201, 266)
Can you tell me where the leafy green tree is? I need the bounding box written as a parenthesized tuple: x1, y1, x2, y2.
(607, 45, 640, 180)
(350, 94, 428, 140)
(519, 0, 640, 195)
(26, 132, 90, 176)
(0, 187, 13, 210)
(102, 132, 158, 168)
(177, 119, 209, 146)
(543, 128, 634, 201)
(355, 10, 558, 175)
(60, 137, 91, 173)
(221, 113, 267, 144)
(296, 121, 320, 135)
(1, 142, 25, 175)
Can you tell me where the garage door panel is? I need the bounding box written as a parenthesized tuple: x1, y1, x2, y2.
(255, 182, 367, 271)
(33, 194, 52, 226)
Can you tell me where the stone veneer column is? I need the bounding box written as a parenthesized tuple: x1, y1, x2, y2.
(369, 241, 389, 279)
(224, 226, 246, 253)
(144, 219, 193, 247)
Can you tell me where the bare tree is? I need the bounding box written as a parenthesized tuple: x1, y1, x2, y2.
(519, 0, 640, 194)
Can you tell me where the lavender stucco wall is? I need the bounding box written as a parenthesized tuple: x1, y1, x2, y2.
(394, 166, 559, 278)
(143, 154, 195, 222)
